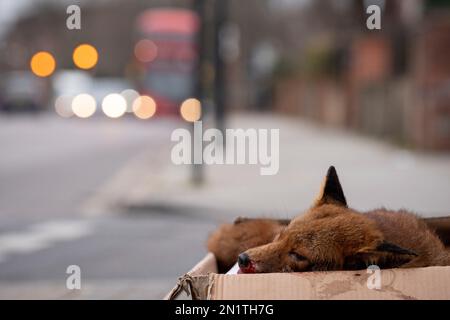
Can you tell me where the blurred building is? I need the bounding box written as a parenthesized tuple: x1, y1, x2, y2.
(0, 0, 190, 76)
(1, 0, 450, 150)
(271, 0, 450, 151)
(0, 0, 193, 112)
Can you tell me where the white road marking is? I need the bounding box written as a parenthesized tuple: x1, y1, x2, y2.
(0, 220, 93, 263)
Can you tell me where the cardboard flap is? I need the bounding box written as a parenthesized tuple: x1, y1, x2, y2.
(209, 267, 450, 300)
(164, 253, 217, 300)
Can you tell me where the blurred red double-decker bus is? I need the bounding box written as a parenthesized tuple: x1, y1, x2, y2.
(133, 8, 199, 116)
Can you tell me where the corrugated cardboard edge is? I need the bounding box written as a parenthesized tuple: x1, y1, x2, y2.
(208, 266, 450, 300)
(165, 254, 450, 300)
(164, 253, 217, 300)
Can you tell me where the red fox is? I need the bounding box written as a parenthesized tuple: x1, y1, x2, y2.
(207, 166, 450, 273)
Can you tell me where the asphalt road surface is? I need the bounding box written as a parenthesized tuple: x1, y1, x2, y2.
(0, 113, 214, 299)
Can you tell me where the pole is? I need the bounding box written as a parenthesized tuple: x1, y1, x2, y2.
(192, 0, 206, 185)
(213, 0, 228, 137)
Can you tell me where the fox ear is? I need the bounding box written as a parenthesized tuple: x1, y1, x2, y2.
(345, 241, 418, 269)
(314, 166, 347, 207)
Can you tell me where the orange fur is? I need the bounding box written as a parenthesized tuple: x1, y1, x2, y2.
(207, 218, 284, 272)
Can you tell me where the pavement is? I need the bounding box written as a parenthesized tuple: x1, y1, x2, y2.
(0, 111, 449, 299)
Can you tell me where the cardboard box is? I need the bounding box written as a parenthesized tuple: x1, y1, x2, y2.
(166, 217, 450, 300)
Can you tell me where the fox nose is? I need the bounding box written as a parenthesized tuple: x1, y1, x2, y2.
(238, 253, 251, 268)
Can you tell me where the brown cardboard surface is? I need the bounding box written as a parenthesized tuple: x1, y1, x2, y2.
(209, 267, 450, 300)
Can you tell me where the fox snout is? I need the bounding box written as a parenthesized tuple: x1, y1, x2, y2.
(237, 253, 256, 273)
(238, 242, 290, 273)
(238, 253, 250, 268)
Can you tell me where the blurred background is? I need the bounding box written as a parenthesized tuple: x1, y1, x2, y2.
(0, 0, 450, 299)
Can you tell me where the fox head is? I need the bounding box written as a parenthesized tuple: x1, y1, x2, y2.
(238, 166, 417, 273)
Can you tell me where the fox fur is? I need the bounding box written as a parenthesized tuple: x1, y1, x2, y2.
(207, 166, 450, 273)
(207, 217, 286, 273)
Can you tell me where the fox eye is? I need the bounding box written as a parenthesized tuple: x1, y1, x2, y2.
(289, 251, 308, 262)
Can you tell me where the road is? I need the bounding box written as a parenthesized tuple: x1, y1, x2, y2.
(0, 113, 215, 299)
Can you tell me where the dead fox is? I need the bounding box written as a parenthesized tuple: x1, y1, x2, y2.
(207, 166, 450, 273)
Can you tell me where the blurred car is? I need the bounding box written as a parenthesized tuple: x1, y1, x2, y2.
(91, 77, 134, 117)
(52, 71, 134, 118)
(52, 70, 93, 98)
(90, 77, 133, 106)
(0, 71, 46, 113)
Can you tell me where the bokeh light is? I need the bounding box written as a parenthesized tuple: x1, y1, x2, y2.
(121, 89, 140, 112)
(54, 95, 73, 118)
(102, 93, 127, 118)
(180, 98, 201, 122)
(132, 95, 157, 119)
(72, 93, 97, 118)
(73, 44, 99, 70)
(134, 39, 158, 63)
(30, 51, 56, 77)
